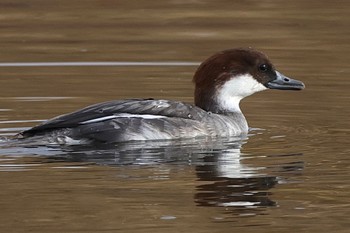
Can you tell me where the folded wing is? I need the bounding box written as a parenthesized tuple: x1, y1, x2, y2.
(18, 99, 207, 138)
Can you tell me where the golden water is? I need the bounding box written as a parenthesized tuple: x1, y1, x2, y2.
(0, 0, 349, 232)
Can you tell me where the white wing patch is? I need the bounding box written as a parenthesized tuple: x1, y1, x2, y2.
(80, 116, 119, 124)
(117, 113, 166, 119)
(80, 114, 165, 124)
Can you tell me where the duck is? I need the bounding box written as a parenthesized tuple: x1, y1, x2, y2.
(15, 48, 305, 144)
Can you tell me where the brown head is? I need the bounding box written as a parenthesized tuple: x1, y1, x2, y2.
(192, 48, 305, 113)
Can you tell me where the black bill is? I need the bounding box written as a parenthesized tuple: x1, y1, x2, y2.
(266, 71, 305, 90)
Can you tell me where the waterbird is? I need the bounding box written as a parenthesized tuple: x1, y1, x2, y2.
(15, 48, 305, 144)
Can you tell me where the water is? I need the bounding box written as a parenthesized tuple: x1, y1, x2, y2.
(0, 0, 350, 232)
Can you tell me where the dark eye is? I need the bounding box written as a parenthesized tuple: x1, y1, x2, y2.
(259, 64, 269, 72)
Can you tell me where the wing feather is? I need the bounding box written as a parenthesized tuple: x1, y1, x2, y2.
(18, 99, 207, 137)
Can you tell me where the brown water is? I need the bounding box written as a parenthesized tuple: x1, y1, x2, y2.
(0, 0, 350, 232)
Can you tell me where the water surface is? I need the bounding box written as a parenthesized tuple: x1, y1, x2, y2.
(0, 1, 349, 232)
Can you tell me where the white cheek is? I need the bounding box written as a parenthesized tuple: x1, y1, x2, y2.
(222, 74, 267, 97)
(216, 74, 267, 112)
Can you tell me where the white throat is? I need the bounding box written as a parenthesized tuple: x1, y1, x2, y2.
(216, 73, 267, 113)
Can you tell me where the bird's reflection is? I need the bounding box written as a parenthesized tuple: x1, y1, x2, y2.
(193, 144, 277, 216)
(0, 135, 304, 216)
